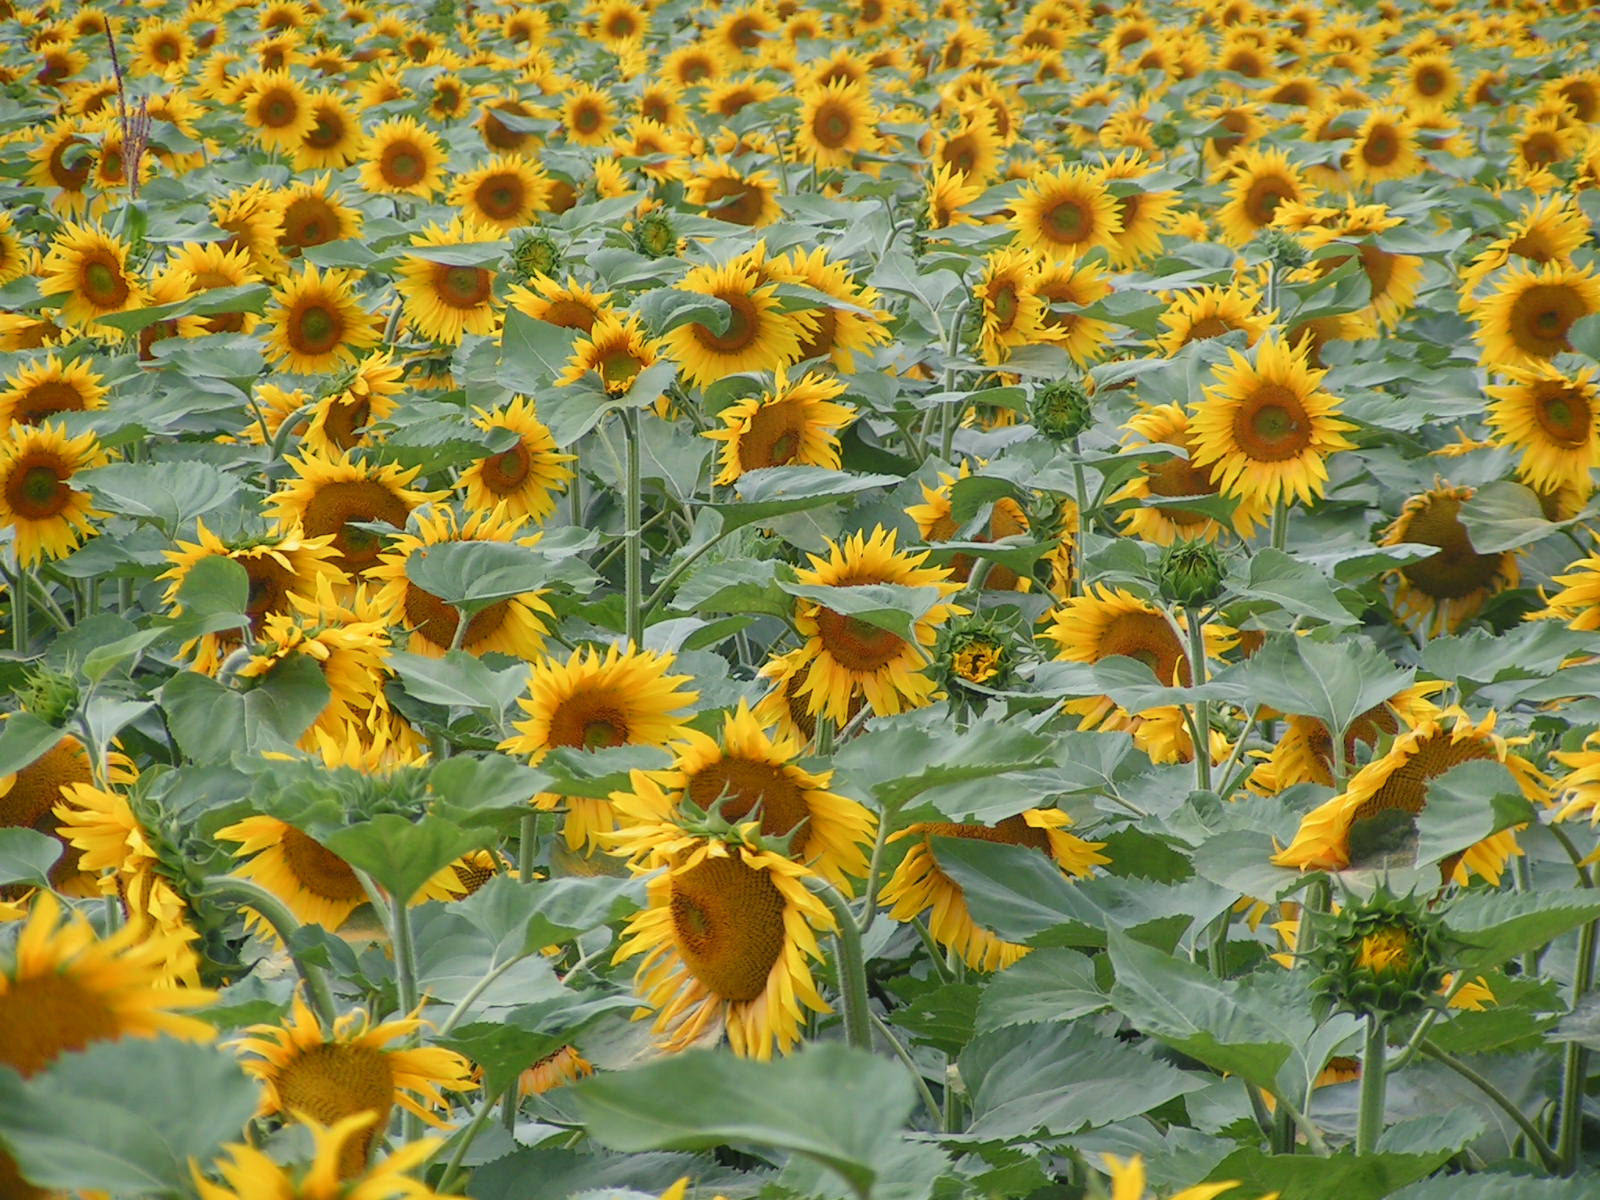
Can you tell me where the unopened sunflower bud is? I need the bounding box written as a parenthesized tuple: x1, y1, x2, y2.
(1256, 226, 1309, 270)
(1150, 120, 1181, 150)
(1305, 884, 1462, 1021)
(1157, 538, 1224, 608)
(632, 209, 678, 259)
(1032, 379, 1092, 442)
(510, 229, 560, 281)
(17, 667, 77, 724)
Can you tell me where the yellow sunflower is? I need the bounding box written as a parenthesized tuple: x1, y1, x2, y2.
(795, 78, 881, 169)
(1344, 109, 1421, 186)
(1459, 195, 1591, 308)
(613, 833, 834, 1059)
(263, 450, 441, 578)
(1533, 548, 1600, 630)
(1472, 260, 1600, 370)
(556, 312, 663, 395)
(450, 154, 552, 232)
(164, 242, 262, 335)
(687, 161, 782, 228)
(1109, 403, 1266, 543)
(972, 246, 1047, 366)
(233, 990, 475, 1177)
(1248, 682, 1444, 793)
(1092, 150, 1178, 269)
(264, 264, 380, 375)
(1010, 164, 1122, 263)
(395, 218, 504, 346)
(767, 246, 892, 373)
(561, 82, 618, 148)
(238, 68, 316, 153)
(1029, 254, 1114, 366)
(926, 161, 985, 231)
(358, 117, 447, 199)
(293, 89, 363, 172)
(272, 176, 363, 261)
(753, 647, 863, 747)
(1380, 483, 1520, 638)
(880, 810, 1107, 971)
(27, 122, 94, 217)
(1485, 360, 1600, 493)
(0, 213, 26, 287)
(1271, 708, 1547, 885)
(38, 220, 147, 328)
(1187, 333, 1357, 511)
(932, 109, 1004, 183)
(0, 353, 107, 429)
(905, 463, 1033, 590)
(300, 350, 406, 456)
(1295, 202, 1423, 331)
(790, 526, 965, 725)
(703, 369, 857, 485)
(659, 260, 812, 390)
(0, 733, 137, 900)
(520, 1045, 593, 1096)
(1149, 283, 1272, 356)
(500, 644, 700, 852)
(457, 396, 574, 523)
(1216, 147, 1318, 247)
(212, 180, 288, 281)
(195, 1113, 460, 1200)
(0, 422, 107, 566)
(506, 275, 613, 334)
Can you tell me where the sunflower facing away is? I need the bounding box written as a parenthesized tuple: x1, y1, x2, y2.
(233, 990, 475, 1177)
(501, 644, 699, 851)
(264, 264, 381, 375)
(195, 1112, 461, 1200)
(1186, 333, 1357, 511)
(457, 395, 574, 523)
(880, 809, 1107, 971)
(703, 369, 858, 484)
(1380, 483, 1521, 638)
(0, 422, 108, 566)
(264, 450, 441, 578)
(613, 831, 835, 1059)
(660, 259, 812, 391)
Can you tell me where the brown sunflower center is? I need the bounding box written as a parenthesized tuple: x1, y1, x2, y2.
(1243, 173, 1294, 226)
(481, 442, 531, 492)
(1510, 284, 1587, 358)
(0, 737, 88, 831)
(282, 198, 341, 250)
(922, 813, 1051, 853)
(941, 133, 979, 176)
(686, 756, 810, 844)
(1095, 610, 1187, 683)
(1416, 66, 1446, 96)
(1145, 453, 1216, 526)
(991, 282, 1019, 328)
(701, 177, 764, 226)
(48, 135, 92, 189)
(739, 400, 808, 471)
(431, 264, 493, 310)
(547, 691, 632, 749)
(291, 302, 343, 355)
(795, 306, 837, 361)
(483, 103, 533, 151)
(280, 826, 367, 901)
(477, 176, 525, 220)
(274, 1043, 395, 1178)
(1398, 493, 1505, 600)
(816, 606, 905, 671)
(1349, 730, 1495, 825)
(597, 344, 646, 388)
(813, 103, 855, 150)
(695, 294, 759, 354)
(669, 855, 786, 1003)
(7, 459, 70, 520)
(403, 583, 508, 650)
(381, 143, 426, 187)
(1042, 196, 1090, 243)
(1231, 384, 1311, 461)
(1521, 130, 1561, 167)
(1361, 124, 1400, 168)
(243, 558, 292, 627)
(298, 478, 411, 573)
(1532, 383, 1592, 447)
(0, 973, 124, 1078)
(541, 299, 601, 332)
(571, 101, 604, 134)
(17, 380, 88, 423)
(259, 90, 298, 127)
(306, 112, 346, 150)
(80, 257, 129, 308)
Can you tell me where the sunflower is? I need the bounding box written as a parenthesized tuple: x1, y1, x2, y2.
(1380, 484, 1520, 638)
(557, 312, 664, 396)
(880, 810, 1107, 971)
(457, 396, 573, 523)
(165, 242, 262, 335)
(1010, 164, 1121, 262)
(292, 89, 362, 171)
(0, 733, 129, 900)
(613, 833, 834, 1059)
(28, 122, 94, 216)
(159, 520, 346, 672)
(369, 505, 553, 659)
(196, 1112, 460, 1200)
(1459, 195, 1591, 307)
(395, 218, 503, 346)
(0, 354, 107, 430)
(703, 370, 857, 485)
(1109, 403, 1266, 544)
(790, 527, 965, 725)
(932, 109, 1004, 183)
(238, 68, 316, 153)
(1092, 151, 1177, 269)
(0, 213, 25, 288)
(767, 246, 891, 373)
(1533, 549, 1600, 630)
(905, 463, 1032, 590)
(476, 94, 541, 155)
(1515, 117, 1579, 173)
(1029, 254, 1114, 366)
(560, 82, 617, 148)
(1295, 202, 1423, 331)
(233, 991, 474, 1176)
(265, 264, 380, 375)
(687, 161, 782, 228)
(795, 78, 880, 169)
(0, 422, 107, 566)
(264, 451, 440, 578)
(273, 176, 363, 260)
(450, 155, 551, 233)
(659, 260, 811, 390)
(1216, 147, 1318, 247)
(753, 647, 863, 747)
(1248, 682, 1444, 793)
(212, 180, 288, 281)
(358, 117, 447, 199)
(926, 161, 985, 230)
(0, 891, 213, 1084)
(1187, 333, 1357, 511)
(1343, 109, 1422, 186)
(1271, 709, 1546, 885)
(1485, 360, 1600, 493)
(972, 246, 1046, 366)
(506, 275, 612, 334)
(38, 220, 147, 329)
(1472, 260, 1600, 371)
(301, 351, 405, 456)
(1150, 283, 1272, 356)
(520, 1045, 593, 1096)
(608, 703, 876, 890)
(500, 644, 699, 852)
(711, 3, 780, 63)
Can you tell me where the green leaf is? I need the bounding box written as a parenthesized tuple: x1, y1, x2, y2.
(1449, 891, 1600, 974)
(1229, 548, 1357, 626)
(1457, 480, 1560, 553)
(163, 554, 249, 646)
(78, 462, 240, 533)
(0, 828, 61, 888)
(712, 468, 902, 533)
(1391, 1177, 1594, 1200)
(537, 744, 673, 798)
(1200, 1149, 1454, 1200)
(831, 716, 1056, 817)
(390, 649, 525, 711)
(671, 558, 795, 618)
(890, 981, 980, 1054)
(777, 581, 945, 643)
(452, 872, 645, 957)
(442, 990, 640, 1094)
(405, 540, 549, 615)
(498, 309, 578, 392)
(90, 283, 269, 334)
(0, 1038, 260, 1196)
(313, 814, 485, 904)
(159, 655, 331, 763)
(1236, 634, 1412, 742)
(1420, 622, 1598, 688)
(572, 1044, 915, 1199)
(959, 1023, 1205, 1140)
(1570, 312, 1600, 362)
(975, 948, 1109, 1032)
(428, 754, 551, 824)
(1413, 760, 1536, 874)
(633, 287, 731, 336)
(0, 713, 68, 777)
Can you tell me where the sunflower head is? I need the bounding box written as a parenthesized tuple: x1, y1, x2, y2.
(936, 613, 1023, 695)
(1031, 378, 1093, 442)
(1157, 538, 1226, 608)
(14, 665, 78, 724)
(1303, 885, 1463, 1021)
(632, 209, 679, 259)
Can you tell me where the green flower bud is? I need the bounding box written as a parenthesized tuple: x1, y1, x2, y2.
(1304, 884, 1463, 1021)
(1032, 379, 1092, 442)
(937, 614, 1024, 695)
(1157, 538, 1225, 608)
(1256, 226, 1309, 270)
(1150, 120, 1181, 150)
(16, 666, 78, 724)
(632, 210, 679, 259)
(510, 229, 561, 282)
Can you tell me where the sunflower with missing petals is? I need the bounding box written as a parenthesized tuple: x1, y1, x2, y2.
(38, 221, 147, 328)
(264, 264, 380, 375)
(1109, 403, 1266, 543)
(557, 312, 664, 395)
(767, 246, 891, 372)
(608, 702, 876, 890)
(301, 351, 405, 456)
(1486, 361, 1600, 493)
(1187, 333, 1357, 511)
(613, 829, 835, 1059)
(1216, 147, 1318, 247)
(0, 422, 107, 566)
(1380, 483, 1521, 638)
(1472, 260, 1600, 371)
(0, 353, 107, 429)
(501, 644, 700, 852)
(457, 396, 574, 523)
(881, 809, 1107, 971)
(369, 505, 554, 659)
(972, 246, 1046, 366)
(660, 260, 811, 390)
(1248, 681, 1445, 794)
(687, 161, 782, 228)
(359, 116, 446, 199)
(195, 1112, 459, 1200)
(233, 991, 475, 1177)
(791, 527, 965, 725)
(450, 154, 552, 232)
(704, 369, 857, 484)
(1011, 164, 1122, 263)
(264, 450, 441, 578)
(795, 78, 880, 169)
(395, 218, 504, 346)
(1272, 708, 1547, 885)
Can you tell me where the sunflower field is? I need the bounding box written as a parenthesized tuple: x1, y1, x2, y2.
(7, 0, 1600, 1197)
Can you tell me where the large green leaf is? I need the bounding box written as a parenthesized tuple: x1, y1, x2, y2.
(1201, 1149, 1455, 1200)
(389, 649, 527, 712)
(0, 828, 61, 888)
(711, 467, 901, 532)
(1413, 761, 1535, 875)
(832, 715, 1056, 818)
(159, 654, 331, 763)
(451, 872, 645, 957)
(572, 1045, 916, 1199)
(974, 947, 1109, 1032)
(311, 813, 486, 905)
(442, 989, 640, 1094)
(1235, 634, 1412, 744)
(1228, 548, 1357, 626)
(405, 540, 551, 615)
(78, 462, 240, 534)
(776, 581, 945, 643)
(0, 712, 68, 778)
(1449, 891, 1600, 974)
(1457, 480, 1561, 553)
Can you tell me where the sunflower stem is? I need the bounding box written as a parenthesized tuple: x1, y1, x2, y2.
(436, 1081, 511, 1192)
(1269, 1087, 1331, 1157)
(197, 878, 338, 1028)
(1355, 1013, 1388, 1154)
(1423, 1040, 1562, 1173)
(8, 562, 28, 654)
(1213, 705, 1264, 799)
(518, 811, 539, 883)
(437, 952, 533, 1038)
(867, 1009, 941, 1127)
(1297, 875, 1331, 958)
(811, 879, 872, 1051)
(1269, 497, 1290, 552)
(1184, 605, 1212, 793)
(1070, 436, 1091, 550)
(912, 917, 955, 983)
(620, 407, 644, 649)
(1558, 915, 1599, 1173)
(855, 817, 892, 936)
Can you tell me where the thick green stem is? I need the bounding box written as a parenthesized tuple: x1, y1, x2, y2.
(1267, 1088, 1330, 1156)
(9, 563, 28, 653)
(621, 408, 644, 649)
(437, 953, 532, 1038)
(1297, 875, 1332, 959)
(1205, 908, 1230, 977)
(199, 879, 337, 1028)
(855, 818, 892, 936)
(1269, 497, 1290, 552)
(1185, 605, 1212, 792)
(1356, 1014, 1388, 1154)
(1070, 437, 1091, 552)
(1423, 1041, 1562, 1173)
(518, 811, 539, 882)
(811, 880, 871, 1051)
(1559, 916, 1599, 1173)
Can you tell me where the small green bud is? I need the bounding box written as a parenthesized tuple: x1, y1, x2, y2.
(1150, 120, 1181, 150)
(1031, 379, 1092, 442)
(1257, 226, 1309, 270)
(1304, 884, 1464, 1021)
(16, 667, 78, 724)
(632, 209, 678, 259)
(510, 229, 561, 281)
(1157, 538, 1225, 608)
(937, 614, 1024, 696)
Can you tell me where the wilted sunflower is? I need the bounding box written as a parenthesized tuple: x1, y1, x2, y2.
(395, 218, 504, 345)
(1472, 260, 1600, 370)
(791, 527, 965, 725)
(38, 220, 147, 328)
(1380, 483, 1520, 637)
(1187, 333, 1357, 511)
(608, 702, 876, 890)
(1216, 147, 1318, 246)
(264, 264, 380, 375)
(767, 246, 891, 372)
(1011, 164, 1122, 262)
(358, 116, 446, 199)
(881, 810, 1107, 971)
(660, 260, 811, 390)
(557, 312, 663, 395)
(1485, 361, 1600, 492)
(501, 644, 699, 851)
(233, 991, 475, 1177)
(703, 369, 857, 484)
(1110, 403, 1266, 543)
(687, 161, 782, 228)
(613, 832, 835, 1059)
(0, 353, 107, 429)
(450, 154, 551, 232)
(795, 78, 880, 168)
(0, 422, 107, 566)
(457, 396, 574, 523)
(1272, 708, 1547, 885)
(369, 505, 554, 659)
(264, 450, 440, 578)
(195, 1112, 460, 1200)
(1248, 682, 1444, 793)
